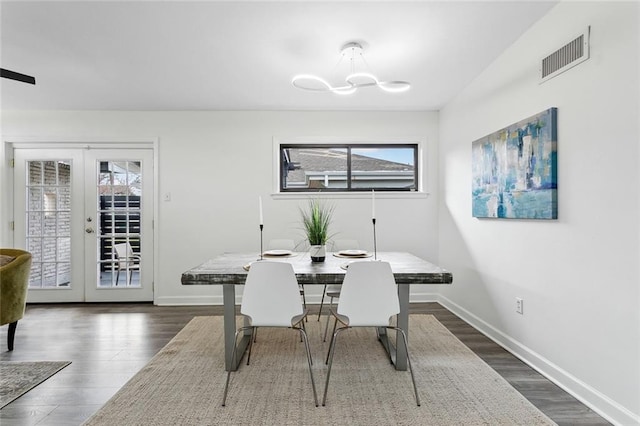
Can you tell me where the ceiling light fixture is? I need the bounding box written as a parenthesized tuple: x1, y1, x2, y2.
(292, 42, 410, 95)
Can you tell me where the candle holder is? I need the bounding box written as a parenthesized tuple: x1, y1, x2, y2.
(372, 218, 377, 261)
(258, 224, 264, 261)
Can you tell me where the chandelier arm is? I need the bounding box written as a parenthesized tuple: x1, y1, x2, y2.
(292, 74, 334, 91)
(332, 87, 358, 95)
(378, 80, 411, 93)
(350, 82, 379, 89)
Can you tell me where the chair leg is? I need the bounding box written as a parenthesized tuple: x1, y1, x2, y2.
(299, 317, 305, 342)
(322, 297, 335, 342)
(246, 327, 257, 365)
(317, 284, 327, 321)
(322, 326, 347, 406)
(390, 326, 421, 407)
(297, 327, 319, 406)
(222, 328, 244, 406)
(300, 286, 308, 322)
(325, 316, 339, 364)
(7, 321, 18, 351)
(115, 269, 121, 286)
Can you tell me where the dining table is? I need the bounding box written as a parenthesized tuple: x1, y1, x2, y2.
(181, 251, 453, 371)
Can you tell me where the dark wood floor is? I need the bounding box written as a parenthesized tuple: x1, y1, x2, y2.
(0, 302, 609, 426)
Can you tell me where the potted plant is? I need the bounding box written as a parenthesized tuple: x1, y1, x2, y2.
(300, 199, 334, 262)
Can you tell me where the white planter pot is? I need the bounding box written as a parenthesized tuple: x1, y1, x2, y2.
(309, 245, 326, 262)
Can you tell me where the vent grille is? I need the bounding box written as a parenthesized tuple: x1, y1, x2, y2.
(540, 27, 590, 83)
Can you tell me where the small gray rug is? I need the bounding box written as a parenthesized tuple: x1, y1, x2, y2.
(85, 315, 556, 425)
(0, 361, 71, 409)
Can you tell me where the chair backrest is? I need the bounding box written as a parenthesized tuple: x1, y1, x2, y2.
(114, 243, 133, 266)
(0, 249, 32, 325)
(241, 261, 303, 327)
(332, 239, 360, 251)
(267, 239, 295, 251)
(337, 261, 399, 327)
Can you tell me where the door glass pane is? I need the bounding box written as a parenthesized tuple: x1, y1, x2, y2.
(26, 160, 72, 288)
(97, 161, 142, 288)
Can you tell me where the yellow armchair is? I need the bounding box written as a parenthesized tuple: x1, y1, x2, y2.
(0, 249, 32, 351)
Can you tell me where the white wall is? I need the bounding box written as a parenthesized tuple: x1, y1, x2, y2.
(438, 2, 639, 425)
(1, 110, 441, 304)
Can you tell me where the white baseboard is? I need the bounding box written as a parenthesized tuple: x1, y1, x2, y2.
(436, 295, 639, 426)
(154, 295, 224, 306)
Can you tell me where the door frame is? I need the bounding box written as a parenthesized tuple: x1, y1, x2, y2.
(1, 138, 159, 304)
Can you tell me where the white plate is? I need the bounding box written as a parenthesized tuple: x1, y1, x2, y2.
(263, 249, 293, 256)
(338, 249, 368, 257)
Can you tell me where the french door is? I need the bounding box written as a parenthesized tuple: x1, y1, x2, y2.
(13, 147, 154, 302)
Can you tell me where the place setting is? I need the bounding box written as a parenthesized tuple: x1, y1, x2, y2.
(262, 249, 294, 258)
(244, 249, 295, 271)
(332, 249, 371, 258)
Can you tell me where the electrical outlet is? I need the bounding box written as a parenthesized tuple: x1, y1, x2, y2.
(516, 297, 524, 315)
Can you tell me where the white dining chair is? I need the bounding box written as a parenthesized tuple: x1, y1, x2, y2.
(268, 239, 307, 313)
(222, 261, 318, 407)
(113, 242, 140, 286)
(317, 239, 359, 325)
(322, 260, 420, 407)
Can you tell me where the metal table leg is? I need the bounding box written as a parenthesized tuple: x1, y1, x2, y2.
(223, 283, 251, 371)
(395, 284, 409, 371)
(376, 284, 409, 371)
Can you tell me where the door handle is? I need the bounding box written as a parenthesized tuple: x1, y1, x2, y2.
(85, 227, 95, 234)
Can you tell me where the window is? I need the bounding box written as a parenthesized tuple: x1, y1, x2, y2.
(280, 144, 418, 192)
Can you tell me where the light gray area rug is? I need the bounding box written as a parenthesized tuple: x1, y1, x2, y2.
(85, 315, 556, 425)
(0, 361, 71, 409)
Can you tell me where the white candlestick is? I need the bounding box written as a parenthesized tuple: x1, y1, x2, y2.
(259, 196, 263, 225)
(372, 189, 376, 220)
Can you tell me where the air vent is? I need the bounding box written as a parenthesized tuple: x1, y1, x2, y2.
(540, 27, 590, 83)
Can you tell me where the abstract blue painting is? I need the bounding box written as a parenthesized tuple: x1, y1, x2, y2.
(472, 108, 557, 219)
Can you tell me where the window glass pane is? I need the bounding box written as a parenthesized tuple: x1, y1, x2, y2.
(28, 237, 42, 258)
(43, 212, 57, 236)
(351, 147, 416, 190)
(58, 161, 71, 185)
(43, 161, 57, 185)
(59, 187, 71, 210)
(43, 262, 57, 287)
(281, 147, 348, 190)
(57, 237, 71, 262)
(29, 161, 43, 185)
(27, 212, 42, 236)
(29, 187, 43, 210)
(43, 188, 57, 216)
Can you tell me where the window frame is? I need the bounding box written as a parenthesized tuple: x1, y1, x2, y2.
(278, 142, 419, 193)
(274, 140, 422, 194)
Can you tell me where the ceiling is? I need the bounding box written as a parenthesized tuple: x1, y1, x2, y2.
(1, 1, 558, 111)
